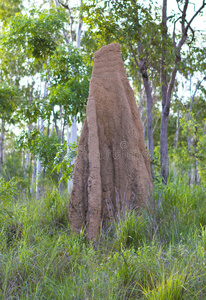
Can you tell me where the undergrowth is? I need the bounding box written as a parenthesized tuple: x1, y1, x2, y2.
(0, 178, 206, 299)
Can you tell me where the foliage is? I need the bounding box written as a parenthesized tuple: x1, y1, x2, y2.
(49, 44, 90, 121)
(1, 6, 90, 127)
(0, 0, 23, 23)
(172, 110, 206, 181)
(16, 129, 60, 168)
(2, 8, 67, 61)
(52, 141, 77, 182)
(81, 0, 165, 78)
(16, 129, 78, 181)
(0, 177, 19, 203)
(0, 150, 26, 181)
(0, 83, 20, 123)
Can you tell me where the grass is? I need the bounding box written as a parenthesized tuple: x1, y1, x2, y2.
(0, 179, 206, 299)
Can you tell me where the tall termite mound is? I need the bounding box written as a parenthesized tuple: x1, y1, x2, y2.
(69, 43, 153, 240)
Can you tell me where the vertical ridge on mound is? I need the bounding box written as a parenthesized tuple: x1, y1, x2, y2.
(69, 42, 153, 240)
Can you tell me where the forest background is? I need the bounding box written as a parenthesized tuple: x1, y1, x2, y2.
(0, 0, 206, 192)
(0, 0, 206, 299)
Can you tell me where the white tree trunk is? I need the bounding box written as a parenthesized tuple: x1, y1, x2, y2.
(67, 117, 78, 193)
(24, 124, 32, 176)
(58, 106, 64, 193)
(30, 158, 36, 195)
(67, 124, 72, 192)
(67, 7, 82, 192)
(36, 118, 43, 200)
(76, 0, 83, 49)
(71, 117, 77, 143)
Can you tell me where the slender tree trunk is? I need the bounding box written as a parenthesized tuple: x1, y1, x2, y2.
(160, 1, 178, 184)
(24, 124, 32, 177)
(141, 68, 154, 177)
(25, 83, 34, 178)
(187, 77, 205, 184)
(36, 118, 43, 200)
(160, 0, 169, 184)
(71, 117, 77, 143)
(54, 0, 82, 192)
(194, 126, 198, 185)
(0, 119, 5, 173)
(173, 108, 180, 182)
(36, 157, 41, 199)
(58, 106, 64, 193)
(68, 116, 78, 192)
(76, 0, 83, 49)
(67, 6, 82, 191)
(160, 110, 169, 184)
(30, 158, 36, 195)
(67, 124, 73, 192)
(129, 43, 154, 177)
(70, 0, 82, 143)
(174, 108, 179, 148)
(139, 62, 154, 156)
(160, 0, 206, 184)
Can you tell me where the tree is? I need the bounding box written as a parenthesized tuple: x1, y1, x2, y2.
(0, 0, 22, 25)
(160, 0, 206, 183)
(82, 0, 164, 178)
(1, 4, 90, 194)
(0, 83, 19, 172)
(81, 0, 206, 184)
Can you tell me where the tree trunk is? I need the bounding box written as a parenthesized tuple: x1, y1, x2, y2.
(71, 117, 77, 143)
(174, 108, 179, 148)
(160, 0, 169, 184)
(194, 127, 198, 185)
(36, 118, 43, 200)
(0, 119, 5, 173)
(187, 77, 205, 184)
(67, 6, 82, 191)
(140, 66, 154, 178)
(24, 82, 34, 178)
(67, 116, 78, 192)
(30, 158, 36, 195)
(139, 62, 154, 156)
(24, 124, 32, 177)
(67, 124, 72, 192)
(76, 0, 83, 49)
(129, 43, 154, 178)
(159, 0, 206, 184)
(58, 105, 64, 193)
(160, 109, 169, 184)
(36, 157, 41, 199)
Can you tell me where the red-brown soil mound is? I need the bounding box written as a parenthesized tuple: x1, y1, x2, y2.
(69, 43, 153, 240)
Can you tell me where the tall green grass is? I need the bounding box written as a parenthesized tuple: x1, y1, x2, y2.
(0, 178, 206, 299)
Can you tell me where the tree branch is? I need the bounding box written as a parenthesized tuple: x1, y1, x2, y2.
(56, 0, 73, 44)
(190, 76, 206, 113)
(185, 20, 195, 44)
(165, 66, 178, 112)
(175, 1, 206, 50)
(181, 0, 189, 33)
(129, 43, 139, 68)
(173, 16, 181, 49)
(58, 0, 70, 10)
(176, 0, 183, 13)
(185, 0, 206, 35)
